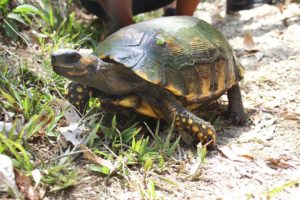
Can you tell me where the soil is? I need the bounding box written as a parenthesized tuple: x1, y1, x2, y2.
(1, 1, 300, 199)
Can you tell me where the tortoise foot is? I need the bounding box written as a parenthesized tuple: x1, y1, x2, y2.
(174, 112, 217, 146)
(65, 82, 93, 112)
(224, 110, 248, 125)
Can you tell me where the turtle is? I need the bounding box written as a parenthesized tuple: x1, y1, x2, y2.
(51, 16, 246, 145)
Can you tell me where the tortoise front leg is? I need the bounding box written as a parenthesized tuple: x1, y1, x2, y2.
(65, 82, 95, 112)
(65, 82, 143, 114)
(160, 95, 217, 145)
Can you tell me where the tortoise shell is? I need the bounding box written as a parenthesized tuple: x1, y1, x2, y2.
(94, 16, 244, 111)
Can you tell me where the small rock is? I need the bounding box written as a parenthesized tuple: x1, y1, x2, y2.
(0, 154, 18, 193)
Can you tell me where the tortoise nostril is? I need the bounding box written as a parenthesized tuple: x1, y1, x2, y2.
(51, 54, 57, 65)
(51, 54, 55, 62)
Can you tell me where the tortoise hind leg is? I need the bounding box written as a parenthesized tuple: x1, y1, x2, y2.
(226, 84, 247, 125)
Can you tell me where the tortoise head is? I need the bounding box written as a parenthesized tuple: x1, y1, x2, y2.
(51, 49, 104, 81)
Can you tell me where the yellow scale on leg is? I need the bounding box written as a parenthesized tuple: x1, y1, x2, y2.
(174, 114, 216, 144)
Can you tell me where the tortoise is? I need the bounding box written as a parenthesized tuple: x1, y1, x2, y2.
(51, 16, 246, 145)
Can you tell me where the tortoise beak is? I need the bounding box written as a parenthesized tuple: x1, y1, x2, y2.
(51, 53, 57, 66)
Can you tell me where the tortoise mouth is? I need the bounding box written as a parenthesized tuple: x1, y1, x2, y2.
(53, 65, 87, 77)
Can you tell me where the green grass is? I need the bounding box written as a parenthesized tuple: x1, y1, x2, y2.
(264, 179, 300, 199)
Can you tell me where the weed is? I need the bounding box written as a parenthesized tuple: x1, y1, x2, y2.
(41, 164, 78, 192)
(265, 179, 300, 199)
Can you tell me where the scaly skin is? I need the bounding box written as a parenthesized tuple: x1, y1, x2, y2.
(65, 82, 93, 112)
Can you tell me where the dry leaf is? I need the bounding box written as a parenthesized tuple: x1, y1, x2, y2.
(58, 123, 86, 145)
(280, 110, 300, 120)
(218, 144, 254, 162)
(212, 13, 225, 24)
(31, 169, 42, 189)
(243, 31, 259, 53)
(15, 169, 45, 200)
(267, 157, 293, 169)
(251, 110, 262, 125)
(80, 144, 114, 170)
(49, 99, 81, 126)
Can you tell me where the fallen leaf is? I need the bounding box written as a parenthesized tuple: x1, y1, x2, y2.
(15, 169, 45, 200)
(49, 99, 81, 126)
(280, 109, 300, 120)
(80, 144, 114, 171)
(212, 13, 225, 24)
(58, 123, 87, 145)
(251, 109, 262, 125)
(267, 157, 293, 169)
(31, 169, 41, 189)
(243, 31, 259, 53)
(4, 111, 15, 121)
(218, 144, 254, 162)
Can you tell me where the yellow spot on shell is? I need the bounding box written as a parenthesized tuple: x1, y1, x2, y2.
(202, 124, 206, 129)
(170, 45, 183, 54)
(181, 118, 186, 123)
(186, 93, 197, 101)
(76, 87, 83, 93)
(75, 101, 80, 105)
(190, 37, 201, 48)
(175, 116, 180, 121)
(78, 95, 83, 99)
(188, 119, 193, 124)
(207, 129, 213, 136)
(192, 126, 199, 132)
(135, 71, 160, 85)
(64, 90, 69, 96)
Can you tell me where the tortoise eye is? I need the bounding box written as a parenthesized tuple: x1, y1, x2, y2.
(68, 54, 79, 62)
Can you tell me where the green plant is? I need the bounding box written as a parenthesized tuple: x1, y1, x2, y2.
(0, 1, 41, 42)
(265, 179, 300, 199)
(41, 164, 78, 192)
(0, 133, 33, 171)
(0, 70, 50, 121)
